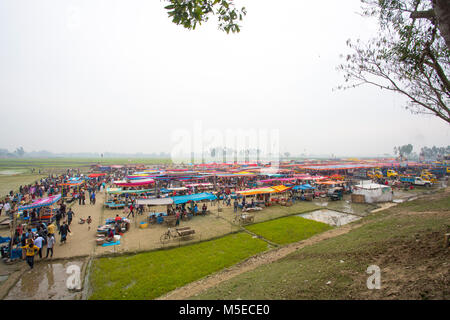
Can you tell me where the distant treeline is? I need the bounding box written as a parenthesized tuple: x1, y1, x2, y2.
(0, 147, 171, 159)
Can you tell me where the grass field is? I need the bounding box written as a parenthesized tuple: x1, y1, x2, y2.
(245, 216, 333, 245)
(0, 158, 172, 171)
(0, 158, 172, 198)
(194, 192, 450, 300)
(0, 173, 45, 198)
(88, 232, 270, 300)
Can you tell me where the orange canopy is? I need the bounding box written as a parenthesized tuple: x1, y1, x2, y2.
(236, 185, 291, 196)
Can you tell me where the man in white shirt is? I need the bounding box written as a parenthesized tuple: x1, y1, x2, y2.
(33, 235, 44, 259)
(3, 202, 11, 216)
(46, 234, 55, 258)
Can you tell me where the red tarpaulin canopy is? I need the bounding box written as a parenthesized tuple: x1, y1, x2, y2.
(88, 173, 107, 178)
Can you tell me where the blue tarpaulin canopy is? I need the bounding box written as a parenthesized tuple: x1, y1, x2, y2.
(292, 184, 315, 191)
(171, 192, 217, 204)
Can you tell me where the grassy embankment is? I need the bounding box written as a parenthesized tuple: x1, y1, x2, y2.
(194, 192, 450, 300)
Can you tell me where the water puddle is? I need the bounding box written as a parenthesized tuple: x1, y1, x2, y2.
(298, 209, 361, 227)
(0, 170, 23, 176)
(314, 201, 328, 207)
(5, 260, 83, 300)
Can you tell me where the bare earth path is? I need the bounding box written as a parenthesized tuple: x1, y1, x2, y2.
(157, 218, 369, 300)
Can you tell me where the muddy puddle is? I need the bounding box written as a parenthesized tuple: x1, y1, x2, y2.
(299, 209, 361, 227)
(5, 260, 84, 300)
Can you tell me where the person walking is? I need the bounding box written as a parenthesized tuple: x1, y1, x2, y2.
(234, 199, 238, 213)
(59, 221, 71, 244)
(87, 216, 92, 230)
(47, 222, 56, 237)
(34, 234, 44, 259)
(22, 242, 39, 269)
(175, 210, 180, 226)
(91, 191, 96, 205)
(67, 208, 74, 226)
(127, 204, 134, 218)
(46, 233, 55, 258)
(55, 210, 62, 231)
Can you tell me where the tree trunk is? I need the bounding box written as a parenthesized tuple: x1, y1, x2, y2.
(434, 0, 450, 50)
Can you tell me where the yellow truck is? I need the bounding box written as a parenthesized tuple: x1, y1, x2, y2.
(375, 170, 383, 179)
(367, 170, 383, 179)
(386, 169, 398, 178)
(420, 173, 437, 183)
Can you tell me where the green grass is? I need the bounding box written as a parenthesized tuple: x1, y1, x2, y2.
(88, 232, 269, 300)
(245, 216, 333, 245)
(0, 158, 172, 170)
(393, 194, 450, 212)
(0, 157, 172, 198)
(0, 173, 45, 198)
(194, 194, 450, 300)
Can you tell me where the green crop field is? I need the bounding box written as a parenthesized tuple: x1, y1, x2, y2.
(0, 158, 172, 198)
(88, 232, 270, 300)
(245, 216, 333, 245)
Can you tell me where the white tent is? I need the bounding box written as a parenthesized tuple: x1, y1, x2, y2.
(353, 180, 393, 203)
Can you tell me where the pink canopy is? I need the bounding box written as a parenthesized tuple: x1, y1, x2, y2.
(19, 194, 61, 211)
(260, 177, 300, 183)
(296, 175, 327, 180)
(185, 183, 213, 187)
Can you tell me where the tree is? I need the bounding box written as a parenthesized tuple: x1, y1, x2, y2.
(164, 0, 246, 33)
(337, 0, 450, 124)
(14, 147, 25, 157)
(420, 144, 450, 159)
(410, 0, 450, 50)
(395, 144, 414, 158)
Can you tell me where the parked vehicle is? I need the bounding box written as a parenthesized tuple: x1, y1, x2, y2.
(399, 176, 432, 187)
(327, 187, 343, 201)
(385, 169, 398, 178)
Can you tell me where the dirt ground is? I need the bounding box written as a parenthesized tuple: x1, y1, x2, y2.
(349, 210, 450, 300)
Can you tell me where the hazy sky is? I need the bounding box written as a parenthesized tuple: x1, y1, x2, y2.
(0, 0, 448, 157)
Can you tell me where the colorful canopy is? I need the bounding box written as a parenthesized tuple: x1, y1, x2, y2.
(292, 184, 315, 190)
(260, 177, 299, 183)
(60, 181, 84, 186)
(114, 179, 155, 187)
(185, 183, 213, 187)
(171, 192, 217, 204)
(135, 198, 174, 206)
(236, 185, 291, 196)
(107, 188, 154, 194)
(19, 194, 61, 211)
(88, 173, 106, 178)
(315, 180, 346, 185)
